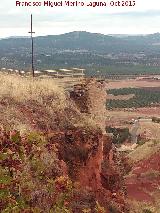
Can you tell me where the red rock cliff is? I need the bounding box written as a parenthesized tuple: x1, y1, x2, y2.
(68, 79, 127, 211)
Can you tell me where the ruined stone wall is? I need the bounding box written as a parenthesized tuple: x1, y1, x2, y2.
(70, 78, 107, 133)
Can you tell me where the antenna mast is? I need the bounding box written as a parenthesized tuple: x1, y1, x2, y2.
(28, 14, 35, 77)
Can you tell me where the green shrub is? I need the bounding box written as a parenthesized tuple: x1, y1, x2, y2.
(106, 126, 131, 144)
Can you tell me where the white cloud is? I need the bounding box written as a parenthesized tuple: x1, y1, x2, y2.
(0, 0, 160, 37)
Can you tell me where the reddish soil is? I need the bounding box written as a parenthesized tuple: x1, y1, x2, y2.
(127, 184, 153, 202)
(134, 153, 160, 173)
(126, 153, 160, 203)
(136, 107, 160, 115)
(107, 79, 160, 89)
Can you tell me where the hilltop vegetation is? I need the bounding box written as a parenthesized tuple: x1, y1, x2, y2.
(0, 74, 128, 212)
(0, 73, 97, 132)
(0, 129, 72, 212)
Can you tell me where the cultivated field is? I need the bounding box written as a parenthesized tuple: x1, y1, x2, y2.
(106, 78, 160, 139)
(107, 94, 135, 100)
(107, 79, 160, 89)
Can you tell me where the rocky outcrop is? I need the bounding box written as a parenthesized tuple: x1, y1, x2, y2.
(70, 78, 107, 133)
(69, 79, 127, 211)
(47, 127, 127, 212)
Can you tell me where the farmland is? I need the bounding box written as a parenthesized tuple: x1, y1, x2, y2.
(107, 87, 160, 109)
(105, 78, 160, 140)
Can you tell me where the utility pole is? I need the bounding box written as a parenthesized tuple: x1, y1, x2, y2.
(28, 14, 35, 77)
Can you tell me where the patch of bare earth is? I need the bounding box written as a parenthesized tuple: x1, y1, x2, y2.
(125, 140, 160, 211)
(107, 79, 160, 89)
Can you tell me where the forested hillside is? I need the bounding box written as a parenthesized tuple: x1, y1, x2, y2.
(1, 31, 160, 75)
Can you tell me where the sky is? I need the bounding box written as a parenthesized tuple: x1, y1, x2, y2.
(1, 0, 160, 37)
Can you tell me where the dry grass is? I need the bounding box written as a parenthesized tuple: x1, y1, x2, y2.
(137, 121, 160, 139)
(0, 73, 98, 132)
(140, 169, 160, 179)
(128, 140, 160, 163)
(0, 73, 66, 107)
(128, 199, 160, 213)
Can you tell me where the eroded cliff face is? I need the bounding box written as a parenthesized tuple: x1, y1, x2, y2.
(47, 127, 126, 212)
(63, 79, 127, 211)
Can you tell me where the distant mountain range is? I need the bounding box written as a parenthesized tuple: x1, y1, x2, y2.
(1, 31, 160, 53)
(0, 31, 160, 74)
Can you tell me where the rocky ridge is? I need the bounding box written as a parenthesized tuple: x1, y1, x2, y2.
(0, 76, 128, 212)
